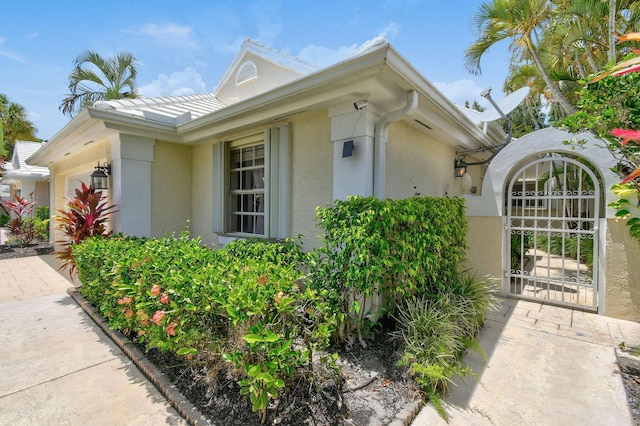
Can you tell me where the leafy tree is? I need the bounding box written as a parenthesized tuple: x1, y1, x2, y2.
(558, 34, 640, 241)
(465, 0, 577, 116)
(60, 50, 138, 117)
(0, 93, 38, 159)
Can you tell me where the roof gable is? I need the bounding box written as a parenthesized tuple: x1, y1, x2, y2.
(12, 141, 45, 170)
(213, 39, 319, 104)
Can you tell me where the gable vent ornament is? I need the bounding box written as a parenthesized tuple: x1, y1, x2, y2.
(454, 87, 529, 177)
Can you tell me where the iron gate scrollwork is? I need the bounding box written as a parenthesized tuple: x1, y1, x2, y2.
(506, 154, 600, 311)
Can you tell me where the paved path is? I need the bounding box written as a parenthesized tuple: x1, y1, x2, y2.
(413, 298, 640, 425)
(0, 254, 186, 425)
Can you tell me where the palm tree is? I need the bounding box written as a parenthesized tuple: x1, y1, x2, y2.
(60, 50, 138, 117)
(0, 93, 38, 158)
(465, 0, 576, 116)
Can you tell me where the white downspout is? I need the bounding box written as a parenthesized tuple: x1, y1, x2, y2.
(373, 90, 418, 199)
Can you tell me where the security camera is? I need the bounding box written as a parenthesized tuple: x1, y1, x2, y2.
(353, 100, 368, 110)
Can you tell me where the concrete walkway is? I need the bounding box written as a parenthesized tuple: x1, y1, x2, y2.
(0, 254, 187, 425)
(413, 298, 640, 425)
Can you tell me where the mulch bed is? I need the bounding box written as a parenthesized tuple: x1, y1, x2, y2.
(0, 241, 53, 260)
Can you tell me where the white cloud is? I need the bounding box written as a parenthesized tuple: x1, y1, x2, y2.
(249, 0, 282, 45)
(0, 36, 28, 62)
(379, 21, 400, 38)
(433, 79, 486, 106)
(25, 32, 39, 40)
(139, 67, 207, 98)
(127, 23, 199, 49)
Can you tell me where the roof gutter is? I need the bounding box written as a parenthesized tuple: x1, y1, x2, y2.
(373, 89, 418, 198)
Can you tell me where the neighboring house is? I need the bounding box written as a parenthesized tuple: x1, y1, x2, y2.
(28, 38, 639, 321)
(27, 37, 503, 250)
(1, 140, 50, 210)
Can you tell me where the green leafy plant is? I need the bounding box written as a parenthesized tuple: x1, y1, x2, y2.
(3, 195, 36, 246)
(310, 195, 468, 347)
(72, 233, 340, 423)
(391, 272, 499, 421)
(54, 182, 117, 275)
(558, 33, 640, 243)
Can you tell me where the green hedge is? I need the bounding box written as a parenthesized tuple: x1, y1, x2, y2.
(73, 234, 338, 417)
(311, 196, 467, 322)
(72, 196, 487, 420)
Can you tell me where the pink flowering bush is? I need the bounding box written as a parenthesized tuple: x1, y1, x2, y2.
(73, 232, 338, 419)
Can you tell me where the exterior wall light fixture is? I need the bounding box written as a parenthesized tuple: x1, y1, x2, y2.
(454, 157, 467, 177)
(90, 162, 111, 190)
(342, 140, 355, 158)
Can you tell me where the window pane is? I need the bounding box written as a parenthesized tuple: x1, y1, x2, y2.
(230, 171, 240, 190)
(242, 147, 254, 167)
(243, 215, 254, 233)
(230, 149, 241, 169)
(242, 194, 254, 212)
(242, 170, 255, 189)
(230, 214, 241, 232)
(231, 194, 241, 212)
(253, 169, 264, 189)
(255, 145, 264, 166)
(256, 194, 264, 212)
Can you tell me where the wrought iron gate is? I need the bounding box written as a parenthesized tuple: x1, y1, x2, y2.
(505, 154, 600, 311)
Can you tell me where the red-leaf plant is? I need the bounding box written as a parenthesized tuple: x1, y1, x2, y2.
(55, 182, 118, 276)
(3, 195, 37, 246)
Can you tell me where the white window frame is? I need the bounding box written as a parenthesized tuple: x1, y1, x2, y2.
(226, 133, 269, 237)
(213, 125, 290, 240)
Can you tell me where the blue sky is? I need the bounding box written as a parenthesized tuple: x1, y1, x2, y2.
(1, 0, 511, 141)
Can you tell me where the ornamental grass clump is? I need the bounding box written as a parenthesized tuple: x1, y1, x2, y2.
(391, 272, 500, 421)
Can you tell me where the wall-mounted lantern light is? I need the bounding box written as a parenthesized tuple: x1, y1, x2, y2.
(454, 157, 467, 178)
(342, 140, 355, 158)
(90, 162, 111, 190)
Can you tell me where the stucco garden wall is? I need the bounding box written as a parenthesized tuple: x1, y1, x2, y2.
(604, 219, 640, 321)
(290, 111, 333, 250)
(385, 121, 459, 198)
(150, 141, 192, 238)
(465, 215, 503, 280)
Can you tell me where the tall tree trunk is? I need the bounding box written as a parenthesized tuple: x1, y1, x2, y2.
(525, 35, 576, 116)
(608, 0, 617, 63)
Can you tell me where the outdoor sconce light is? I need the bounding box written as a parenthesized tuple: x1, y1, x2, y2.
(454, 157, 467, 177)
(342, 140, 354, 158)
(90, 162, 111, 190)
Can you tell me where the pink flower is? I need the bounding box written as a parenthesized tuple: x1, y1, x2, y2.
(117, 296, 133, 305)
(167, 323, 177, 336)
(160, 293, 170, 304)
(152, 310, 165, 325)
(150, 285, 161, 296)
(611, 129, 640, 147)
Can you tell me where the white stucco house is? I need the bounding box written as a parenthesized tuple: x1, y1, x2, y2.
(28, 37, 504, 246)
(1, 140, 50, 209)
(27, 38, 640, 321)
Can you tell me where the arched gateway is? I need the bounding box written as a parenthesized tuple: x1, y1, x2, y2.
(463, 128, 636, 316)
